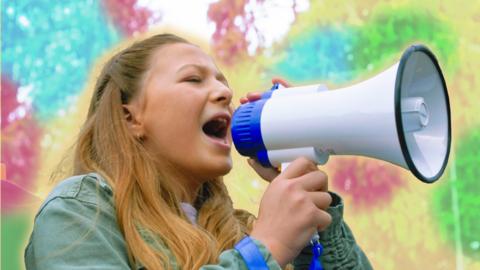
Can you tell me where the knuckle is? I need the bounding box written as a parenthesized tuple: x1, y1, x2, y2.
(290, 157, 318, 174)
(317, 192, 332, 209)
(315, 170, 327, 180)
(299, 156, 310, 163)
(283, 180, 298, 193)
(326, 212, 332, 225)
(325, 192, 333, 206)
(292, 192, 308, 206)
(314, 171, 328, 185)
(323, 172, 329, 183)
(318, 212, 332, 231)
(297, 157, 313, 168)
(305, 204, 318, 217)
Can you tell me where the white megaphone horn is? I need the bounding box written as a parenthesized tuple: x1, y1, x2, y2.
(232, 44, 451, 183)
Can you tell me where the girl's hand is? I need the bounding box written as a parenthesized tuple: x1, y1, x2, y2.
(239, 78, 331, 266)
(250, 157, 332, 267)
(239, 78, 291, 104)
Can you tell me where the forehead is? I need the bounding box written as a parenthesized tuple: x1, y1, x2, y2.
(149, 43, 218, 74)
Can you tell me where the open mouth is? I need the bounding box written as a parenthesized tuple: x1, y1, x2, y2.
(202, 115, 230, 140)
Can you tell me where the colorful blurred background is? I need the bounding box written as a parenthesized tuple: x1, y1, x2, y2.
(2, 0, 479, 269)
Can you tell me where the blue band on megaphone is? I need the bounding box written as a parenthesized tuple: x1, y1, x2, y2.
(256, 150, 272, 167)
(232, 83, 284, 166)
(231, 99, 269, 158)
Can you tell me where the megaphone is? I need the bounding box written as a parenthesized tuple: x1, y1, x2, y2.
(232, 44, 451, 183)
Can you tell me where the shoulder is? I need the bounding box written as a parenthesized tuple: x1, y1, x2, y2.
(36, 173, 114, 217)
(25, 174, 132, 269)
(31, 172, 118, 231)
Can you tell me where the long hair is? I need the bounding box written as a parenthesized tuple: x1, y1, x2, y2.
(73, 33, 256, 269)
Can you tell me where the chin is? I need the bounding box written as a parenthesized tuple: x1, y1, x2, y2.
(209, 158, 233, 178)
(217, 160, 233, 176)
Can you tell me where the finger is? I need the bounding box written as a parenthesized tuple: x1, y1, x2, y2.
(280, 157, 318, 179)
(297, 170, 328, 192)
(309, 191, 332, 210)
(272, 77, 291, 87)
(239, 97, 249, 104)
(248, 159, 280, 182)
(239, 92, 262, 104)
(246, 92, 262, 101)
(316, 210, 332, 232)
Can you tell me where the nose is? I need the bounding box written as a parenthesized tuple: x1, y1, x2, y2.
(211, 81, 233, 106)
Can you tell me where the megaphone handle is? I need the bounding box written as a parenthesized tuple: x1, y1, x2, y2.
(280, 162, 290, 171)
(280, 163, 324, 269)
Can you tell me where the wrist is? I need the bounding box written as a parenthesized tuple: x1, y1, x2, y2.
(250, 231, 292, 267)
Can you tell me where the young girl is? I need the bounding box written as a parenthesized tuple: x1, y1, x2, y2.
(25, 33, 372, 269)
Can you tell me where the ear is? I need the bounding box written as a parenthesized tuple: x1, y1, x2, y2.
(122, 104, 145, 139)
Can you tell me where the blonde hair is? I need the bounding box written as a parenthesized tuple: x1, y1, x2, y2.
(72, 33, 256, 269)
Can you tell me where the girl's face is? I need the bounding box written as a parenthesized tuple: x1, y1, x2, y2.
(130, 43, 234, 183)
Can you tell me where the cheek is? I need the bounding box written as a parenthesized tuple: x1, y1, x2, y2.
(144, 100, 203, 154)
(150, 116, 197, 146)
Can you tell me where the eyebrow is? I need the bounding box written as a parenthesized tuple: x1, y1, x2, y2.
(177, 64, 229, 86)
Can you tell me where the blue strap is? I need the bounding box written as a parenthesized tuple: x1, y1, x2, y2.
(234, 236, 269, 270)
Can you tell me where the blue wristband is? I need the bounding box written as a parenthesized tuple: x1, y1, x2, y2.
(234, 236, 269, 270)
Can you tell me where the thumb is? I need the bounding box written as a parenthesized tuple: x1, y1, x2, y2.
(248, 159, 280, 182)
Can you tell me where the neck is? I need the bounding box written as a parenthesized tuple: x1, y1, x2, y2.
(172, 170, 207, 205)
(152, 158, 204, 204)
(179, 179, 202, 204)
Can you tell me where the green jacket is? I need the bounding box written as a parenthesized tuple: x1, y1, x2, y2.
(25, 173, 372, 269)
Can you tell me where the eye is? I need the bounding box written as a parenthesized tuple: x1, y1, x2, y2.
(184, 76, 202, 83)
